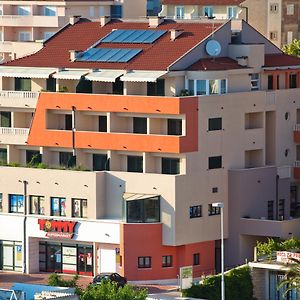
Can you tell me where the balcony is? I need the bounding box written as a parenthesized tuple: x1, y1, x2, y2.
(0, 90, 38, 109)
(0, 41, 43, 59)
(0, 127, 29, 144)
(240, 217, 300, 238)
(0, 15, 68, 27)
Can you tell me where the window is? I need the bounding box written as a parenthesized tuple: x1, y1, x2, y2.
(193, 253, 200, 265)
(0, 5, 3, 16)
(138, 256, 151, 268)
(212, 187, 218, 193)
(43, 6, 56, 16)
(99, 6, 105, 17)
(209, 79, 220, 94)
(99, 116, 107, 132)
(59, 152, 76, 168)
(93, 154, 109, 171)
(147, 79, 165, 96)
(287, 31, 293, 45)
(46, 77, 56, 92)
(89, 6, 95, 17)
(175, 6, 184, 19)
(196, 80, 207, 95)
(110, 5, 122, 18)
(287, 4, 294, 15)
(162, 158, 180, 175)
(268, 75, 273, 90)
(18, 32, 31, 42)
(162, 255, 172, 267)
(188, 79, 227, 96)
(270, 3, 279, 13)
(0, 149, 7, 164)
(270, 31, 278, 41)
(26, 150, 41, 165)
(208, 156, 222, 169)
(112, 78, 123, 94)
(168, 119, 182, 135)
(208, 204, 221, 216)
(72, 198, 87, 218)
(208, 118, 222, 131)
(267, 200, 274, 220)
(51, 197, 66, 216)
(0, 112, 11, 127)
(279, 199, 285, 220)
(289, 73, 297, 88)
(251, 74, 260, 91)
(227, 6, 237, 19)
(65, 114, 72, 130)
(133, 117, 147, 134)
(127, 156, 143, 173)
(17, 6, 30, 15)
(30, 196, 45, 215)
(0, 193, 2, 212)
(9, 194, 24, 213)
(204, 6, 213, 17)
(190, 205, 202, 218)
(44, 32, 55, 40)
(0, 31, 3, 42)
(15, 78, 31, 91)
(126, 196, 160, 223)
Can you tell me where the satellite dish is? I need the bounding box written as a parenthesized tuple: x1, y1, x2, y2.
(206, 39, 222, 57)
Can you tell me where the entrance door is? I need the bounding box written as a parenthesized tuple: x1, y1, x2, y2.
(47, 244, 62, 273)
(100, 249, 116, 273)
(78, 246, 93, 276)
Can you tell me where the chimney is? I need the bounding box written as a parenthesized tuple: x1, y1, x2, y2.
(100, 16, 111, 27)
(69, 15, 81, 25)
(237, 56, 248, 67)
(69, 50, 81, 62)
(148, 16, 164, 28)
(170, 29, 184, 41)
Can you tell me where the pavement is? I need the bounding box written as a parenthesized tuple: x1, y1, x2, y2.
(0, 272, 190, 299)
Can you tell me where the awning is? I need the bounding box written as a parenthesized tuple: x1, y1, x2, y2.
(85, 70, 125, 82)
(0, 67, 57, 78)
(123, 193, 159, 201)
(53, 69, 89, 80)
(120, 70, 168, 82)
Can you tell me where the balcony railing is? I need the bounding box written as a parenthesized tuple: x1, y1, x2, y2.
(0, 90, 38, 99)
(0, 127, 29, 135)
(0, 15, 68, 27)
(295, 161, 300, 168)
(295, 124, 300, 131)
(0, 90, 39, 108)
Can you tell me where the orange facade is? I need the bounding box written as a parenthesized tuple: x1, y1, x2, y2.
(120, 223, 215, 281)
(27, 93, 198, 154)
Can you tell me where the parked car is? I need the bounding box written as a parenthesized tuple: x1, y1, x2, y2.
(92, 272, 127, 287)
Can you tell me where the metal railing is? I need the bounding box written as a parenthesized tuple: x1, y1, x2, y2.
(294, 124, 300, 131)
(0, 127, 29, 135)
(0, 90, 38, 99)
(295, 161, 300, 168)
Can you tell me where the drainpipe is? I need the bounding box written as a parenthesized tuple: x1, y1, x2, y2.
(72, 106, 76, 157)
(276, 175, 279, 220)
(20, 180, 28, 274)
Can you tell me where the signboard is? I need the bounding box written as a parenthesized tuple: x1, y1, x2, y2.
(277, 251, 300, 263)
(180, 266, 193, 290)
(38, 219, 77, 239)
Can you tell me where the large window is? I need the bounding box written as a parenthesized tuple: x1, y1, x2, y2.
(93, 154, 109, 171)
(208, 204, 220, 216)
(59, 152, 76, 168)
(208, 118, 222, 131)
(9, 194, 24, 213)
(251, 74, 260, 91)
(18, 32, 31, 42)
(15, 78, 31, 91)
(46, 77, 56, 92)
(30, 195, 45, 215)
(190, 205, 202, 218)
(0, 241, 22, 271)
(110, 5, 122, 18)
(0, 148, 7, 164)
(147, 79, 165, 96)
(204, 6, 213, 17)
(126, 196, 160, 223)
(26, 150, 41, 165)
(44, 32, 55, 40)
(289, 74, 297, 89)
(175, 6, 184, 19)
(127, 156, 143, 173)
(0, 112, 11, 127)
(99, 116, 107, 132)
(168, 119, 182, 135)
(162, 158, 180, 175)
(51, 197, 66, 216)
(162, 255, 172, 267)
(72, 199, 87, 218)
(138, 256, 151, 268)
(208, 156, 222, 169)
(17, 6, 30, 15)
(227, 6, 237, 19)
(133, 117, 147, 134)
(43, 6, 56, 16)
(188, 79, 227, 96)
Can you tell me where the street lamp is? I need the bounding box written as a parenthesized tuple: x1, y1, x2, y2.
(212, 202, 225, 300)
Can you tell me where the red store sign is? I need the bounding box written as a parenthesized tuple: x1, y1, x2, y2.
(38, 219, 77, 239)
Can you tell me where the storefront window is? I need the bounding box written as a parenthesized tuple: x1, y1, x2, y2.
(72, 199, 87, 218)
(51, 197, 66, 216)
(9, 194, 24, 213)
(30, 195, 45, 215)
(0, 193, 2, 212)
(0, 241, 22, 271)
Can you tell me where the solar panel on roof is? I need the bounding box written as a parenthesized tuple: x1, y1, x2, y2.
(76, 48, 142, 63)
(101, 29, 167, 44)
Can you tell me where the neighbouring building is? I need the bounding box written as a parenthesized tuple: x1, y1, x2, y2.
(0, 15, 300, 281)
(159, 0, 300, 48)
(0, 0, 146, 62)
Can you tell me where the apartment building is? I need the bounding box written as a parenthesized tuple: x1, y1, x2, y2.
(0, 15, 300, 281)
(159, 0, 300, 48)
(0, 0, 146, 62)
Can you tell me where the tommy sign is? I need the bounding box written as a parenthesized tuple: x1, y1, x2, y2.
(277, 251, 300, 263)
(38, 219, 77, 239)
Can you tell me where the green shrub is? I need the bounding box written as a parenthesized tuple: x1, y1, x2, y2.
(48, 274, 82, 295)
(182, 266, 254, 300)
(80, 281, 147, 300)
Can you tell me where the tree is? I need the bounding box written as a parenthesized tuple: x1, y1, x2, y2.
(282, 39, 300, 57)
(278, 258, 300, 295)
(80, 281, 147, 300)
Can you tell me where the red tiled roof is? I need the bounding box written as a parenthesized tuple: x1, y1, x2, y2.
(188, 57, 244, 71)
(5, 19, 223, 71)
(264, 54, 300, 68)
(161, 0, 244, 5)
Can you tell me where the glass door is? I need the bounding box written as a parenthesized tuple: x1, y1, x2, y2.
(47, 243, 62, 273)
(78, 245, 93, 276)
